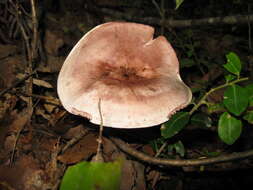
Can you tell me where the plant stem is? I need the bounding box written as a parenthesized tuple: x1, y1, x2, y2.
(95, 98, 104, 162)
(189, 77, 249, 115)
(155, 141, 168, 157)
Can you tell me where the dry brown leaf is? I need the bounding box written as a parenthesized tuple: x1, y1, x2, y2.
(35, 106, 51, 121)
(8, 108, 31, 133)
(43, 103, 56, 113)
(19, 95, 30, 104)
(16, 74, 53, 88)
(57, 133, 97, 164)
(0, 155, 41, 190)
(32, 78, 53, 88)
(38, 138, 59, 152)
(43, 95, 61, 106)
(49, 110, 66, 126)
(63, 125, 87, 139)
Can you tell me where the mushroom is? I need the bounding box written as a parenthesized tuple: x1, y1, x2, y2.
(57, 22, 192, 128)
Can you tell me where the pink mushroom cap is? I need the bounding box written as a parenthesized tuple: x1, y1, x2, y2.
(57, 22, 192, 128)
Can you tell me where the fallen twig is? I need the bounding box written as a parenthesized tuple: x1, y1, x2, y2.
(111, 137, 253, 167)
(99, 7, 253, 28)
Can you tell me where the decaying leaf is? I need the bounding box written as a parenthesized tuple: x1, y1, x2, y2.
(35, 106, 51, 121)
(8, 108, 31, 133)
(17, 73, 53, 88)
(57, 133, 98, 164)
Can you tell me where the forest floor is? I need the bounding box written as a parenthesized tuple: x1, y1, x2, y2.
(0, 1, 253, 190)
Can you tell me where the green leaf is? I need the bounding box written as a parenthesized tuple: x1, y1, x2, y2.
(167, 141, 185, 157)
(175, 0, 184, 10)
(191, 113, 212, 128)
(245, 84, 253, 106)
(223, 84, 249, 116)
(243, 111, 253, 124)
(245, 84, 253, 95)
(173, 141, 185, 157)
(223, 52, 241, 76)
(60, 160, 122, 190)
(218, 112, 242, 145)
(161, 112, 190, 139)
(225, 74, 236, 82)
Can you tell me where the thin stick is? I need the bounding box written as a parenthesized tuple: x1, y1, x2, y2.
(155, 141, 168, 157)
(95, 98, 104, 161)
(26, 0, 38, 115)
(30, 0, 38, 58)
(111, 137, 253, 167)
(10, 128, 21, 165)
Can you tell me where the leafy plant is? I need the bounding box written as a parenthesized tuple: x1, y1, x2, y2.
(159, 51, 251, 153)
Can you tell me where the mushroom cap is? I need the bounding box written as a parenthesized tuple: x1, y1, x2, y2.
(57, 22, 192, 128)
